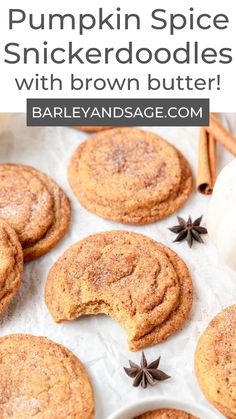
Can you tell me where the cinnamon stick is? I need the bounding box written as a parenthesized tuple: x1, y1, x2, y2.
(208, 132, 217, 184)
(205, 114, 236, 156)
(197, 128, 217, 195)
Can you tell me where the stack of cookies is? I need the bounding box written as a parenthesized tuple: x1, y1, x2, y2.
(68, 128, 193, 224)
(0, 163, 71, 316)
(0, 163, 71, 261)
(45, 230, 193, 351)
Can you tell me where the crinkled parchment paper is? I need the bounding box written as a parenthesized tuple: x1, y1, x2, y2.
(0, 114, 235, 419)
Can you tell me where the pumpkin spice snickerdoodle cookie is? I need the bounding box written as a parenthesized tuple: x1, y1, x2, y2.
(0, 164, 71, 261)
(68, 128, 193, 224)
(0, 334, 94, 419)
(195, 304, 236, 419)
(135, 409, 197, 419)
(0, 219, 23, 316)
(45, 231, 193, 351)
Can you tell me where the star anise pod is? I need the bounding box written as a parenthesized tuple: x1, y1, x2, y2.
(169, 215, 207, 248)
(124, 351, 170, 389)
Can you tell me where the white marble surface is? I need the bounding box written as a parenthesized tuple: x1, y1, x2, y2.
(0, 114, 235, 419)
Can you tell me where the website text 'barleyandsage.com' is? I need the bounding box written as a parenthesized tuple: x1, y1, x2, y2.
(26, 98, 209, 126)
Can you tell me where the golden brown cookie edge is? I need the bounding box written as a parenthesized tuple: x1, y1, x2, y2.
(135, 408, 198, 418)
(194, 304, 236, 419)
(129, 243, 193, 350)
(0, 218, 23, 316)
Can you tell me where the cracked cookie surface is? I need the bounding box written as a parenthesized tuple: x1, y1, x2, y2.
(195, 304, 236, 419)
(68, 128, 193, 224)
(0, 219, 23, 316)
(0, 164, 71, 261)
(135, 408, 197, 418)
(45, 231, 193, 351)
(0, 334, 94, 419)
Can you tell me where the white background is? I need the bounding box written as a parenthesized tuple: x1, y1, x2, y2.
(0, 0, 235, 112)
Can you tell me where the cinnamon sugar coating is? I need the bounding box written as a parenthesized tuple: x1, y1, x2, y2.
(0, 164, 71, 261)
(68, 128, 193, 224)
(0, 219, 23, 316)
(195, 304, 236, 419)
(135, 408, 197, 418)
(0, 334, 94, 418)
(45, 231, 193, 351)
